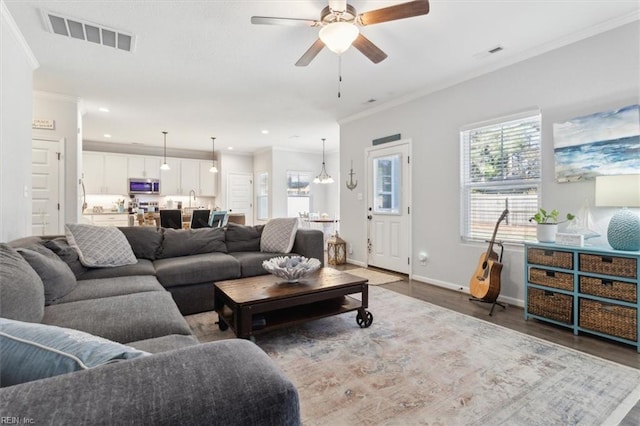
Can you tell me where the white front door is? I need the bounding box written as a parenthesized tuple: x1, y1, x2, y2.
(366, 141, 411, 274)
(227, 172, 254, 225)
(32, 138, 64, 236)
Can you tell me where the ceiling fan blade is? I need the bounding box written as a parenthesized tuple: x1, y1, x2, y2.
(352, 34, 387, 64)
(358, 0, 430, 26)
(295, 39, 325, 67)
(251, 16, 318, 27)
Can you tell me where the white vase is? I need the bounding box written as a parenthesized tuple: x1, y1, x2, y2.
(537, 223, 558, 243)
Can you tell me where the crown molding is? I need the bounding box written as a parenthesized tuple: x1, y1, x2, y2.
(33, 90, 81, 103)
(1, 0, 39, 69)
(339, 10, 640, 125)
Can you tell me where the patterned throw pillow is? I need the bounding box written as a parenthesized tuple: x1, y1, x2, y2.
(0, 318, 148, 386)
(65, 224, 137, 268)
(260, 218, 298, 254)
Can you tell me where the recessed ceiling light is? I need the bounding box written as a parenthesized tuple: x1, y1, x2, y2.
(98, 107, 109, 112)
(227, 147, 233, 150)
(261, 130, 269, 134)
(104, 134, 112, 138)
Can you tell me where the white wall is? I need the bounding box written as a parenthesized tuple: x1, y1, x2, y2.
(32, 92, 82, 225)
(0, 1, 38, 242)
(340, 23, 640, 304)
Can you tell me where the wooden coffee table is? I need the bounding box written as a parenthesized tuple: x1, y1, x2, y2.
(213, 268, 373, 339)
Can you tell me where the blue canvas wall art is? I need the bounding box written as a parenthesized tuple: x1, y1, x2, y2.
(553, 104, 640, 183)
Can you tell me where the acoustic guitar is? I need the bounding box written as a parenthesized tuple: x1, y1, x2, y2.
(469, 209, 509, 302)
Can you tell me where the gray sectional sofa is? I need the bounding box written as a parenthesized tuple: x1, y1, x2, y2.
(0, 223, 323, 425)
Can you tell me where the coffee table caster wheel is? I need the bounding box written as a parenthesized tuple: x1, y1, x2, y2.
(216, 320, 228, 331)
(356, 310, 373, 328)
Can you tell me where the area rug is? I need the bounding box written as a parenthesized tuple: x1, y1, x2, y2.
(188, 286, 640, 425)
(339, 267, 403, 285)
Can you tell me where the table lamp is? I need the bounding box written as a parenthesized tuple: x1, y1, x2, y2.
(595, 174, 640, 251)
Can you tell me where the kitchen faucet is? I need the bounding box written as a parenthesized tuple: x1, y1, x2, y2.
(188, 189, 196, 208)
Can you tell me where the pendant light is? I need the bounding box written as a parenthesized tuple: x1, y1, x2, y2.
(209, 137, 218, 173)
(313, 138, 334, 184)
(160, 131, 170, 171)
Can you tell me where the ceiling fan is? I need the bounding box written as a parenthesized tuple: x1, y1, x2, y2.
(251, 0, 430, 66)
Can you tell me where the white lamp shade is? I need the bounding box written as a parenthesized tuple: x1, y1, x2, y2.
(595, 174, 640, 207)
(160, 162, 170, 171)
(319, 22, 359, 55)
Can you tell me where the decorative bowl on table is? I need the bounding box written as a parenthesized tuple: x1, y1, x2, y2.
(262, 256, 321, 283)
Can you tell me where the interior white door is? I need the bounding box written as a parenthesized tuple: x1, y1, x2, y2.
(227, 172, 254, 225)
(366, 142, 411, 274)
(32, 138, 64, 236)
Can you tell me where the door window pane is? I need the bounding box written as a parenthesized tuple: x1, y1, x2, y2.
(373, 154, 401, 214)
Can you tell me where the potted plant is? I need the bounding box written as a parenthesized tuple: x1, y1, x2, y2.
(529, 208, 575, 243)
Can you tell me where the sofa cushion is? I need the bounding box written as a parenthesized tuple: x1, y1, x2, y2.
(42, 292, 193, 344)
(43, 237, 89, 278)
(17, 245, 77, 305)
(225, 223, 264, 252)
(0, 244, 45, 323)
(127, 334, 200, 354)
(157, 227, 227, 259)
(55, 275, 164, 304)
(260, 218, 298, 254)
(154, 252, 240, 288)
(77, 259, 156, 281)
(229, 251, 285, 277)
(66, 224, 137, 268)
(0, 318, 148, 387)
(118, 226, 164, 260)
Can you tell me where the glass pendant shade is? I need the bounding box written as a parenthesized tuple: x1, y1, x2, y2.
(319, 22, 359, 55)
(209, 137, 218, 173)
(160, 131, 170, 171)
(314, 138, 333, 184)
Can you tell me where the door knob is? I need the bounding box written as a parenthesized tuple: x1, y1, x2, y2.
(367, 215, 372, 220)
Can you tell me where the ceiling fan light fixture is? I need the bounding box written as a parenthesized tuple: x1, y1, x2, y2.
(319, 22, 359, 55)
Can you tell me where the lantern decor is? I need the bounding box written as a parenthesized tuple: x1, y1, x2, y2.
(327, 232, 347, 265)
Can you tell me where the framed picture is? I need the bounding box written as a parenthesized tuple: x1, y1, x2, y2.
(553, 104, 640, 183)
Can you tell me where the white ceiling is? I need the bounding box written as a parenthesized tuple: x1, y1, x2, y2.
(6, 0, 639, 154)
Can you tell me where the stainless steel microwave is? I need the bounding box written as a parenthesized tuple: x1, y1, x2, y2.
(128, 178, 160, 195)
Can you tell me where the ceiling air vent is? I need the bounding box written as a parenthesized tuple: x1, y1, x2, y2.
(42, 10, 135, 53)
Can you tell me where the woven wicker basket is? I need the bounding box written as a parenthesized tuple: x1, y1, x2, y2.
(579, 299, 637, 341)
(579, 254, 637, 278)
(527, 288, 573, 324)
(579, 276, 637, 303)
(528, 248, 573, 269)
(529, 268, 573, 291)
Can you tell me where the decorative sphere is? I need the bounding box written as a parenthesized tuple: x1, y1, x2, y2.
(607, 208, 640, 251)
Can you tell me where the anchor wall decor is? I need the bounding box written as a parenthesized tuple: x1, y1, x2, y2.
(346, 160, 358, 191)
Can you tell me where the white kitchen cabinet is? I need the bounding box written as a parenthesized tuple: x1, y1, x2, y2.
(160, 157, 181, 195)
(84, 214, 131, 226)
(160, 158, 201, 196)
(128, 155, 161, 179)
(82, 152, 128, 195)
(198, 160, 218, 196)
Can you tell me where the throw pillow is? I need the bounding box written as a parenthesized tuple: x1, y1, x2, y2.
(225, 223, 265, 252)
(157, 227, 227, 259)
(65, 224, 137, 268)
(43, 237, 89, 278)
(17, 245, 77, 305)
(0, 244, 45, 323)
(0, 318, 149, 387)
(117, 226, 164, 260)
(260, 218, 298, 254)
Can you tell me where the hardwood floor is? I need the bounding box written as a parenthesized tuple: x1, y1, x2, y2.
(332, 264, 640, 424)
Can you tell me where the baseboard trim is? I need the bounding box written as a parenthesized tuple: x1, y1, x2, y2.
(410, 274, 524, 308)
(347, 259, 367, 268)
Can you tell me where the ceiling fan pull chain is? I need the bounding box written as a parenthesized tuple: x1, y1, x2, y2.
(338, 55, 342, 98)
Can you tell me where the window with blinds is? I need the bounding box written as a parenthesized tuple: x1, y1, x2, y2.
(460, 111, 541, 243)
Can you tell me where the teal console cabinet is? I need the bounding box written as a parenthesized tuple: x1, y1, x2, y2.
(524, 243, 639, 352)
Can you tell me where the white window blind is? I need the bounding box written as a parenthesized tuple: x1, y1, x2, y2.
(460, 111, 541, 243)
